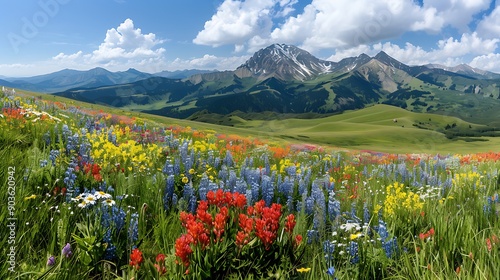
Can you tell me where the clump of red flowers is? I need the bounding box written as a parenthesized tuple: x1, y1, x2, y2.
(83, 163, 102, 181)
(129, 248, 143, 270)
(174, 189, 302, 269)
(419, 228, 435, 241)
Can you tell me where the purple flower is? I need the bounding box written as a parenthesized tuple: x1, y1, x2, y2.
(62, 243, 72, 258)
(47, 256, 56, 266)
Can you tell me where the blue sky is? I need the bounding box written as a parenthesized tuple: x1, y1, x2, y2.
(1, 0, 500, 77)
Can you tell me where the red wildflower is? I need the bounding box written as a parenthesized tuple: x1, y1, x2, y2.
(236, 231, 249, 248)
(155, 253, 167, 275)
(180, 212, 195, 228)
(175, 234, 194, 267)
(419, 228, 435, 240)
(196, 201, 213, 227)
(233, 192, 247, 209)
(486, 238, 492, 252)
(186, 220, 209, 247)
(238, 214, 253, 233)
(83, 163, 102, 181)
(295, 234, 303, 247)
(254, 200, 265, 216)
(213, 206, 229, 241)
(129, 248, 143, 270)
(284, 214, 296, 234)
(156, 253, 166, 263)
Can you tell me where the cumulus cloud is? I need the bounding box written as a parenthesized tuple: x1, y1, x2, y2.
(195, 0, 495, 54)
(51, 19, 166, 73)
(170, 54, 250, 71)
(274, 0, 433, 51)
(422, 0, 491, 31)
(476, 5, 500, 39)
(193, 0, 276, 47)
(470, 53, 500, 72)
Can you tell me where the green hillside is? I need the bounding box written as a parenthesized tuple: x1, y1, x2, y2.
(22, 90, 500, 154)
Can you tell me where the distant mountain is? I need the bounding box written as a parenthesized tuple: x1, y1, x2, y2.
(47, 43, 500, 127)
(154, 69, 215, 79)
(234, 43, 334, 81)
(424, 63, 500, 80)
(0, 67, 154, 93)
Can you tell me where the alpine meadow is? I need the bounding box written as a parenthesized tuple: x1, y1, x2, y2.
(2, 1, 500, 279)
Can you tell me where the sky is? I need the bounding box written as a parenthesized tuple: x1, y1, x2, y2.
(1, 0, 500, 77)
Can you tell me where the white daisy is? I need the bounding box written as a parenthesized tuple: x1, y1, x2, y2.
(94, 191, 112, 200)
(102, 199, 116, 206)
(84, 194, 97, 205)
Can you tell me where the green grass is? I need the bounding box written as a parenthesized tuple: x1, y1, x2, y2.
(230, 104, 500, 154)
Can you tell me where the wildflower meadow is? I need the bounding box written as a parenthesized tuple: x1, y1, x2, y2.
(1, 87, 500, 279)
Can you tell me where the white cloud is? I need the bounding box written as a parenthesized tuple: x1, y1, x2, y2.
(51, 19, 166, 73)
(470, 53, 500, 72)
(326, 32, 499, 71)
(193, 0, 277, 47)
(476, 5, 500, 39)
(170, 54, 250, 71)
(196, 0, 461, 52)
(423, 0, 491, 31)
(195, 0, 495, 55)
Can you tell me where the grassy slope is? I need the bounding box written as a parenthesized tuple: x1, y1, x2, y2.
(25, 90, 500, 154)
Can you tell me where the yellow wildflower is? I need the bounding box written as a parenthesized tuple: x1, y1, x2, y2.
(24, 194, 37, 200)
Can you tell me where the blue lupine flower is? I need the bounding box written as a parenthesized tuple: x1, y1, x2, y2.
(228, 170, 237, 189)
(214, 157, 221, 169)
(305, 196, 314, 215)
(188, 195, 197, 213)
(234, 179, 246, 195)
(102, 230, 117, 261)
(378, 220, 389, 241)
(198, 175, 209, 201)
(183, 182, 193, 201)
(251, 181, 260, 203)
(218, 166, 229, 182)
(65, 133, 80, 156)
(323, 241, 335, 261)
(163, 175, 175, 211)
(128, 213, 139, 245)
(328, 191, 341, 220)
(382, 237, 398, 259)
(348, 241, 359, 264)
(108, 128, 117, 145)
(307, 229, 320, 244)
(224, 150, 234, 167)
(363, 204, 370, 224)
(63, 160, 78, 194)
(162, 160, 174, 175)
(40, 159, 48, 167)
(173, 161, 180, 176)
(49, 150, 60, 166)
(262, 175, 274, 206)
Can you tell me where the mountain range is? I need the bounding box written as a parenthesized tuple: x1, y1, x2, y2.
(2, 44, 500, 128)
